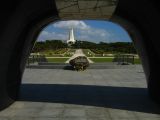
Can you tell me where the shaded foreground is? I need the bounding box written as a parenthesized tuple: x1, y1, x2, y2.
(0, 66, 160, 120)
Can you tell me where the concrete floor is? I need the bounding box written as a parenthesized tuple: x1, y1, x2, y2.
(0, 65, 160, 120)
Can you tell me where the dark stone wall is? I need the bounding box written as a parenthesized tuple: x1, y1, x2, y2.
(0, 0, 58, 110)
(114, 0, 160, 103)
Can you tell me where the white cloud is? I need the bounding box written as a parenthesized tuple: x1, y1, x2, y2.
(77, 27, 114, 43)
(37, 31, 68, 41)
(53, 20, 90, 30)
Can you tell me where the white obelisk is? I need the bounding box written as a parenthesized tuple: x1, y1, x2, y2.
(67, 28, 76, 45)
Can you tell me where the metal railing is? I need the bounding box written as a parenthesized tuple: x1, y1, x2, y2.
(26, 55, 48, 66)
(113, 54, 135, 65)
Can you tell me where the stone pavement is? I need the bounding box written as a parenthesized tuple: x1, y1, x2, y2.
(0, 65, 160, 120)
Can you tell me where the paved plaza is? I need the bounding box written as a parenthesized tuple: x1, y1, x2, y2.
(0, 65, 160, 120)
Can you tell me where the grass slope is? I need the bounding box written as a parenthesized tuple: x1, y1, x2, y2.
(90, 58, 141, 64)
(47, 58, 69, 63)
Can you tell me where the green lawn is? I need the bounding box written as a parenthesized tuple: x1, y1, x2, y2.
(134, 58, 141, 64)
(90, 58, 113, 63)
(47, 58, 69, 63)
(90, 58, 141, 64)
(63, 49, 76, 57)
(68, 49, 76, 53)
(83, 49, 95, 57)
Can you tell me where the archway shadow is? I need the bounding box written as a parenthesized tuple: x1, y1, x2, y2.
(19, 84, 160, 114)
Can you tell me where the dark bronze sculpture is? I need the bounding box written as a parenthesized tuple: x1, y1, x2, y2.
(69, 56, 89, 71)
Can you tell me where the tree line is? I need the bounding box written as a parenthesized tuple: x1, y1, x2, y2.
(32, 40, 137, 54)
(72, 41, 137, 54)
(32, 40, 68, 52)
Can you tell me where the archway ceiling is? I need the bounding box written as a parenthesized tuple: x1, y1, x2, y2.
(55, 0, 118, 20)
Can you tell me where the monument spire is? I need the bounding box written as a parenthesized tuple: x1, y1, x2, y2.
(67, 27, 76, 45)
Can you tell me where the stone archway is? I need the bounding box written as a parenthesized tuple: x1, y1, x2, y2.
(0, 0, 160, 110)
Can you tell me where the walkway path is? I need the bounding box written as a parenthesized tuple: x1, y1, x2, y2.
(65, 49, 94, 63)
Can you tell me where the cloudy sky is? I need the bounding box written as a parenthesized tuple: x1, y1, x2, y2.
(37, 20, 131, 43)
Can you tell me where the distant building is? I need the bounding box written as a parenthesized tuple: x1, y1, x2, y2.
(67, 28, 76, 45)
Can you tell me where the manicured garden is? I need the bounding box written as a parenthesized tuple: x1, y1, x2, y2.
(47, 58, 69, 63)
(90, 57, 141, 64)
(90, 58, 113, 63)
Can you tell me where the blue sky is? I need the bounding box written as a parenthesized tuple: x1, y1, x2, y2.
(37, 20, 131, 43)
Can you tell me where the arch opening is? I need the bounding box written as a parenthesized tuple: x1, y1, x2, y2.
(0, 0, 160, 115)
(19, 19, 156, 116)
(27, 19, 140, 66)
(4, 16, 151, 111)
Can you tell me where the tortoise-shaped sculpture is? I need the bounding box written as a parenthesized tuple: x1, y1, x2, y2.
(69, 56, 89, 71)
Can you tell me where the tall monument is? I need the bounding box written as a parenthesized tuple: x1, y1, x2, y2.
(67, 28, 76, 45)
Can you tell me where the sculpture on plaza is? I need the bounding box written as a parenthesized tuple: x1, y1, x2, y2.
(69, 56, 89, 71)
